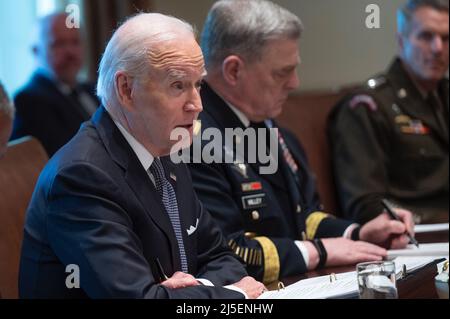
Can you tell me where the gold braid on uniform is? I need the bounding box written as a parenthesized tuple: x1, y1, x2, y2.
(305, 212, 332, 240)
(253, 237, 280, 285)
(228, 239, 263, 267)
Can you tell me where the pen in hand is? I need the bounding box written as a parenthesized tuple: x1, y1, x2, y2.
(381, 199, 419, 248)
(155, 258, 169, 282)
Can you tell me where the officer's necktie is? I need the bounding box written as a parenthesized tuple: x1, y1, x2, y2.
(264, 120, 299, 184)
(149, 158, 188, 273)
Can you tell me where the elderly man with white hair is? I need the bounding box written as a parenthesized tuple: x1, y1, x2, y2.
(19, 13, 265, 299)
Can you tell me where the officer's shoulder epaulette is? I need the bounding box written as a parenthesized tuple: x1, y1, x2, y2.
(366, 75, 388, 90)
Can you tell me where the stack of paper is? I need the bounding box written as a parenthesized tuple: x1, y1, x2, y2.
(414, 223, 449, 233)
(387, 242, 449, 258)
(258, 271, 358, 299)
(258, 249, 447, 299)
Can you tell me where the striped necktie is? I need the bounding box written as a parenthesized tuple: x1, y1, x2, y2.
(264, 120, 299, 182)
(149, 158, 188, 273)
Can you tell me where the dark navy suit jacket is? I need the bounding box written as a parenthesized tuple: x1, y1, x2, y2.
(12, 72, 99, 156)
(19, 106, 247, 299)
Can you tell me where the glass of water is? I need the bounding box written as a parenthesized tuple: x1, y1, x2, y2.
(357, 261, 398, 299)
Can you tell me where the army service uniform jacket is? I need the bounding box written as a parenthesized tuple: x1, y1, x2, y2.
(330, 58, 449, 224)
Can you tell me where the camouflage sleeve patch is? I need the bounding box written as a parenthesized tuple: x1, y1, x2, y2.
(349, 94, 378, 112)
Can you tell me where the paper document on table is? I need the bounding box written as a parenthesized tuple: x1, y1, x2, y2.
(258, 271, 358, 299)
(414, 223, 449, 233)
(393, 256, 441, 275)
(387, 242, 449, 258)
(258, 257, 445, 299)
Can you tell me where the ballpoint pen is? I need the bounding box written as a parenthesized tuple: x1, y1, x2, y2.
(381, 198, 419, 248)
(155, 258, 169, 282)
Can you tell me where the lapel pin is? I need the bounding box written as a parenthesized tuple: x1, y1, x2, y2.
(397, 88, 408, 99)
(234, 163, 248, 179)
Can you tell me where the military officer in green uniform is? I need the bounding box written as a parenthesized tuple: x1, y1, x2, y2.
(187, 0, 414, 285)
(330, 0, 449, 224)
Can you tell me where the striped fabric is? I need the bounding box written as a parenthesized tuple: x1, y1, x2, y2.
(149, 158, 188, 273)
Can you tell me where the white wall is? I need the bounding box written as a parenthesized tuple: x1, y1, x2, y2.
(152, 0, 406, 92)
(0, 0, 84, 96)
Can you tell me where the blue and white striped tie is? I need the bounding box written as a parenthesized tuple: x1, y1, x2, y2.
(149, 158, 188, 273)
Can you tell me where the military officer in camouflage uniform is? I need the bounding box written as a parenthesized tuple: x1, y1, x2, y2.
(187, 0, 413, 285)
(330, 0, 449, 224)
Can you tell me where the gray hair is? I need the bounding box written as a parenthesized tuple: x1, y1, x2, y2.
(0, 82, 14, 119)
(398, 0, 449, 35)
(201, 0, 303, 68)
(96, 13, 195, 108)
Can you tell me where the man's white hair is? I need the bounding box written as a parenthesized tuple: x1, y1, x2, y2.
(96, 13, 195, 109)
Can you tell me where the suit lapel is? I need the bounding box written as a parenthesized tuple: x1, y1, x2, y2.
(93, 107, 182, 270)
(34, 72, 90, 121)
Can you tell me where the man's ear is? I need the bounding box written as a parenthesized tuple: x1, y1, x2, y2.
(222, 55, 245, 86)
(115, 71, 134, 110)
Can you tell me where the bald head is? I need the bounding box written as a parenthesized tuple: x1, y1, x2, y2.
(33, 13, 83, 87)
(97, 13, 196, 110)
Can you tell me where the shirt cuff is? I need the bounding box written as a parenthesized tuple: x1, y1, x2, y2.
(294, 240, 310, 268)
(224, 285, 249, 299)
(197, 278, 214, 286)
(343, 223, 360, 239)
(198, 278, 247, 299)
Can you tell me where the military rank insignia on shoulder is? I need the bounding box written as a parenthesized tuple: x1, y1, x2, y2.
(349, 94, 378, 112)
(367, 76, 387, 90)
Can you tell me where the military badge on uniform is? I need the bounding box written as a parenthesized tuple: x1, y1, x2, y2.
(241, 182, 263, 192)
(397, 88, 408, 99)
(391, 103, 402, 114)
(394, 114, 412, 125)
(349, 95, 378, 112)
(241, 194, 267, 210)
(400, 120, 430, 135)
(232, 163, 248, 178)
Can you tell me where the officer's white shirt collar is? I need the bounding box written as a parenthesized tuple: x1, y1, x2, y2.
(224, 99, 275, 129)
(219, 95, 251, 128)
(113, 118, 155, 171)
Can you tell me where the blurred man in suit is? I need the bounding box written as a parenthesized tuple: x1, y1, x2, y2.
(330, 0, 449, 224)
(19, 13, 264, 299)
(0, 81, 14, 158)
(12, 13, 99, 156)
(187, 0, 414, 284)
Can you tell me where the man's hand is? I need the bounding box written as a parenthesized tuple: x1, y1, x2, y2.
(359, 209, 415, 249)
(161, 272, 201, 289)
(322, 238, 387, 267)
(231, 276, 267, 299)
